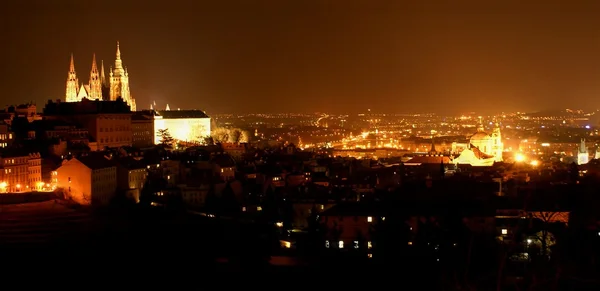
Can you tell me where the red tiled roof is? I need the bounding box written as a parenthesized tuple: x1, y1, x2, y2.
(470, 144, 495, 159)
(405, 156, 451, 164)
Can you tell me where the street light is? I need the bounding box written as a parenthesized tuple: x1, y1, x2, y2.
(515, 153, 526, 162)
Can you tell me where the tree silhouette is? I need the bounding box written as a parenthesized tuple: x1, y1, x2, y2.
(281, 198, 294, 230)
(229, 129, 243, 143)
(221, 182, 240, 215)
(157, 129, 174, 149)
(371, 215, 410, 261)
(261, 186, 279, 222)
(203, 136, 215, 145)
(440, 160, 446, 178)
(306, 206, 326, 252)
(204, 183, 218, 214)
(569, 162, 579, 183)
(212, 128, 230, 143)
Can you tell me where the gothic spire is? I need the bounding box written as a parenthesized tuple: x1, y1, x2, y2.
(91, 54, 98, 73)
(88, 54, 102, 100)
(100, 60, 106, 86)
(69, 53, 76, 72)
(66, 54, 79, 102)
(114, 41, 123, 70)
(116, 41, 121, 59)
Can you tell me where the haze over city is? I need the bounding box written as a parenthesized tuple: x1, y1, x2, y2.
(3, 0, 600, 114)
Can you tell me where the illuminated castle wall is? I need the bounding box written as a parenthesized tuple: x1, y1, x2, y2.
(153, 109, 211, 144)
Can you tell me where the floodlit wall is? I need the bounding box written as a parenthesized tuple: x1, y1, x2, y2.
(154, 117, 211, 144)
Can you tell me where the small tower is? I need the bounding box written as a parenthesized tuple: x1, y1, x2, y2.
(578, 138, 589, 165)
(476, 116, 485, 132)
(109, 41, 136, 110)
(491, 121, 504, 162)
(429, 138, 437, 155)
(65, 54, 79, 102)
(88, 54, 102, 100)
(100, 60, 110, 100)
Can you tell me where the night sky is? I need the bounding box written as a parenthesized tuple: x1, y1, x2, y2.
(2, 0, 600, 115)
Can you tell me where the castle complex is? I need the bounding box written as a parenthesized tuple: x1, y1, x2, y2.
(65, 42, 136, 111)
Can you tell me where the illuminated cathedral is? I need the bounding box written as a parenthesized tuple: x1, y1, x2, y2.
(65, 42, 136, 111)
(454, 120, 504, 166)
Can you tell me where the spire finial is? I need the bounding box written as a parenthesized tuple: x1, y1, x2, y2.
(477, 116, 484, 132)
(116, 41, 121, 59)
(91, 53, 98, 72)
(100, 60, 106, 85)
(69, 53, 75, 72)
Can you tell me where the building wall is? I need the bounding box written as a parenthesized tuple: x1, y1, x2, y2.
(132, 119, 154, 148)
(28, 155, 43, 190)
(0, 154, 41, 192)
(91, 167, 117, 205)
(95, 114, 132, 148)
(49, 113, 132, 149)
(57, 159, 92, 205)
(154, 117, 211, 144)
(118, 167, 147, 191)
(0, 124, 13, 148)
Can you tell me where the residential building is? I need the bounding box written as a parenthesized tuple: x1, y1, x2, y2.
(0, 121, 13, 148)
(56, 154, 117, 205)
(131, 111, 154, 148)
(0, 149, 42, 192)
(117, 157, 147, 202)
(43, 98, 132, 150)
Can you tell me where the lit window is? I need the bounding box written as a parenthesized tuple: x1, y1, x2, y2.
(257, 206, 262, 211)
(338, 241, 344, 249)
(367, 216, 373, 222)
(367, 254, 373, 258)
(367, 241, 372, 249)
(408, 241, 413, 245)
(325, 240, 330, 248)
(353, 241, 359, 249)
(501, 228, 508, 235)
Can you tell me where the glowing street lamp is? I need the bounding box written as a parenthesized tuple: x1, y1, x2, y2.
(514, 153, 526, 163)
(530, 160, 539, 167)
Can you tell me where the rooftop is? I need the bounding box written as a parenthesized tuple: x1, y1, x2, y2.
(44, 98, 131, 115)
(74, 154, 116, 170)
(156, 110, 209, 119)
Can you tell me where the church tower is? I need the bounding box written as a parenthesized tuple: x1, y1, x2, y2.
(88, 54, 102, 100)
(109, 42, 136, 111)
(490, 122, 504, 162)
(65, 54, 79, 102)
(100, 60, 110, 100)
(578, 138, 589, 165)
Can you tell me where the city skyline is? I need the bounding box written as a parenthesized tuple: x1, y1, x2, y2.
(4, 1, 600, 114)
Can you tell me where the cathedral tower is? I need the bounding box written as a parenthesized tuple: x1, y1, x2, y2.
(490, 122, 504, 162)
(65, 54, 79, 102)
(109, 41, 136, 111)
(88, 54, 102, 100)
(578, 138, 589, 165)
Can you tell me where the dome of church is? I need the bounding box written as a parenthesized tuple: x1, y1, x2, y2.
(470, 131, 489, 142)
